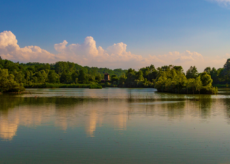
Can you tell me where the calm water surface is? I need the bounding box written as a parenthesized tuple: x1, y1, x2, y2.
(0, 88, 230, 164)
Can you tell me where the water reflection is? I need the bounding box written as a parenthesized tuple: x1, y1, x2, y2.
(1, 90, 230, 141)
(1, 88, 230, 164)
(0, 96, 129, 140)
(0, 114, 19, 140)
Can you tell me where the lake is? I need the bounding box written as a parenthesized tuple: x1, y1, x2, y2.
(0, 88, 230, 164)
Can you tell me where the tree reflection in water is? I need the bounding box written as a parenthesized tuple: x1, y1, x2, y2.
(0, 92, 229, 141)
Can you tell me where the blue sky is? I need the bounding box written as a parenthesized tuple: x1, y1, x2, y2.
(0, 0, 230, 70)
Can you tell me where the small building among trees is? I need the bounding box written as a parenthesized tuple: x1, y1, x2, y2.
(104, 73, 110, 81)
(101, 73, 110, 82)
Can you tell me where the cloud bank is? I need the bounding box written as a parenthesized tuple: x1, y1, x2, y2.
(0, 31, 227, 71)
(0, 31, 56, 63)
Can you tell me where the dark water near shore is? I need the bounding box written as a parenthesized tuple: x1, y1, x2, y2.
(1, 88, 230, 164)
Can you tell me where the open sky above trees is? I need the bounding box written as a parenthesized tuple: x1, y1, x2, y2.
(1, 0, 230, 71)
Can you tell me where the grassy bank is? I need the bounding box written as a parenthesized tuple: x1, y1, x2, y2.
(25, 83, 102, 89)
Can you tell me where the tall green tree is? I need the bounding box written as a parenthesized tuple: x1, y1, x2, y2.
(204, 67, 211, 74)
(72, 71, 79, 84)
(186, 66, 198, 79)
(0, 68, 24, 92)
(95, 74, 102, 82)
(111, 75, 119, 84)
(125, 69, 136, 87)
(195, 76, 202, 94)
(60, 72, 72, 84)
(48, 70, 59, 83)
(78, 70, 87, 83)
(187, 78, 196, 94)
(118, 74, 127, 86)
(200, 72, 213, 87)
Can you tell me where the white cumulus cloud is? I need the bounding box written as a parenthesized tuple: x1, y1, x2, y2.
(54, 36, 145, 68)
(0, 31, 56, 62)
(0, 31, 227, 71)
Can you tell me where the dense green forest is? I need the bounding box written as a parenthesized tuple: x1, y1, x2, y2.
(0, 57, 127, 91)
(1, 56, 230, 94)
(154, 66, 217, 94)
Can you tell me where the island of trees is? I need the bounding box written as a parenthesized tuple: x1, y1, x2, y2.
(1, 56, 230, 94)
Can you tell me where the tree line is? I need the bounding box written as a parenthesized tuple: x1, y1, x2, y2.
(154, 66, 217, 94)
(1, 56, 229, 94)
(203, 59, 230, 85)
(0, 57, 127, 92)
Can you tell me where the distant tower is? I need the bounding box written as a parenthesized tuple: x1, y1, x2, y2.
(104, 73, 110, 81)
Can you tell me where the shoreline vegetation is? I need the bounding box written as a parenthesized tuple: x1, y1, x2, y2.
(154, 67, 218, 94)
(2, 57, 230, 94)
